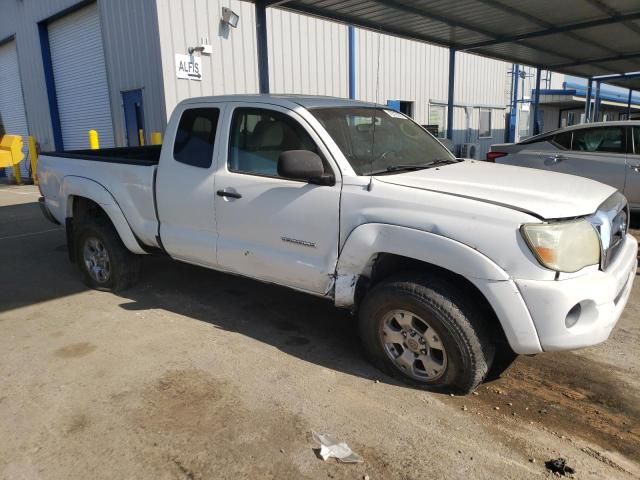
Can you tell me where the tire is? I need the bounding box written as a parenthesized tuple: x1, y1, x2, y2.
(359, 274, 495, 394)
(74, 217, 140, 292)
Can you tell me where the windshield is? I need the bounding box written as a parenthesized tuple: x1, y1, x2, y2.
(310, 107, 456, 175)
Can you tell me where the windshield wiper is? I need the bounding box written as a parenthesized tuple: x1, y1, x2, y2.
(423, 158, 458, 167)
(365, 164, 429, 175)
(385, 164, 431, 172)
(368, 160, 456, 175)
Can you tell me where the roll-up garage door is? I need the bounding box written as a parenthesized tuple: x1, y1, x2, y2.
(0, 40, 30, 179)
(48, 3, 114, 150)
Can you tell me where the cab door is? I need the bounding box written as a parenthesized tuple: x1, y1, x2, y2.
(213, 103, 341, 295)
(626, 126, 640, 209)
(155, 103, 225, 266)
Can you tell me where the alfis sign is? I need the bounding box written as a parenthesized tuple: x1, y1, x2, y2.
(175, 54, 202, 81)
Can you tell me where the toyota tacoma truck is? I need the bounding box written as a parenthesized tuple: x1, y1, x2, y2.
(38, 95, 638, 393)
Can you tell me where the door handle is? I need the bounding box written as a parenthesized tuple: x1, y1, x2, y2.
(630, 164, 640, 173)
(216, 189, 242, 199)
(546, 154, 567, 163)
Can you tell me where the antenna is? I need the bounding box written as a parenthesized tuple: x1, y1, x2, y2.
(368, 26, 382, 191)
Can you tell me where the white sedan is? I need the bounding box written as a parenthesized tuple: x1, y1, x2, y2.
(488, 121, 640, 211)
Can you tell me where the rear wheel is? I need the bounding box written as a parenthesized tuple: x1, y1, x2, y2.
(359, 274, 495, 393)
(75, 218, 140, 292)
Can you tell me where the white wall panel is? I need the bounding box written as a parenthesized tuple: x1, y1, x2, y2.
(0, 40, 30, 178)
(355, 28, 508, 158)
(0, 0, 165, 151)
(267, 9, 348, 97)
(155, 0, 260, 117)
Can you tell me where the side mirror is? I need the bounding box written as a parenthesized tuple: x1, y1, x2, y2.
(277, 150, 334, 185)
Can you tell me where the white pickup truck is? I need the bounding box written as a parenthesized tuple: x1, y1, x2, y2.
(38, 95, 637, 393)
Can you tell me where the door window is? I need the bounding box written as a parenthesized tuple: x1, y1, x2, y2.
(428, 104, 446, 139)
(634, 127, 640, 154)
(173, 108, 220, 168)
(552, 132, 572, 150)
(228, 108, 321, 177)
(571, 127, 624, 153)
(479, 108, 491, 138)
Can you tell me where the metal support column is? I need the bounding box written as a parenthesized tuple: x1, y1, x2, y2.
(533, 67, 542, 135)
(348, 26, 356, 99)
(584, 78, 593, 122)
(593, 81, 601, 121)
(508, 64, 519, 142)
(255, 2, 270, 94)
(627, 89, 633, 119)
(446, 48, 455, 140)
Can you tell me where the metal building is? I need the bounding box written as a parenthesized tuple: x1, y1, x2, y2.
(0, 0, 607, 179)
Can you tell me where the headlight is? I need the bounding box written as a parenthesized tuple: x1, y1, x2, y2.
(520, 219, 601, 273)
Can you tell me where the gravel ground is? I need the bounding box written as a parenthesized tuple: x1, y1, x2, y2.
(0, 184, 638, 480)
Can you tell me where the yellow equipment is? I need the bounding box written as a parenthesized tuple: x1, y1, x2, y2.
(0, 135, 25, 185)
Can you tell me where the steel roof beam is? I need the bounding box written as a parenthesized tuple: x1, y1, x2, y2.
(276, 3, 465, 48)
(470, 0, 619, 59)
(461, 11, 640, 50)
(592, 71, 640, 81)
(256, 0, 291, 6)
(551, 51, 640, 69)
(363, 0, 577, 64)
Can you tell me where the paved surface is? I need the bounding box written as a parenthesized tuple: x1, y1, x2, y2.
(0, 184, 639, 480)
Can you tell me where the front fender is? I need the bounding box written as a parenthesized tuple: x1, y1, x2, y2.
(335, 223, 542, 354)
(60, 176, 146, 255)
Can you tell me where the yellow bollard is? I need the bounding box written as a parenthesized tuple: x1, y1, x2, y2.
(28, 136, 39, 185)
(11, 161, 22, 185)
(138, 129, 145, 146)
(151, 132, 162, 145)
(88, 130, 99, 150)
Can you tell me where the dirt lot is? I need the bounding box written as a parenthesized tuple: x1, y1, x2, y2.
(0, 184, 639, 480)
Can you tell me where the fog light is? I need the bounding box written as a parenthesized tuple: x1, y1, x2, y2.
(565, 303, 582, 328)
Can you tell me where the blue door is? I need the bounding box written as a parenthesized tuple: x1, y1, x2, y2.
(386, 100, 401, 111)
(122, 89, 145, 146)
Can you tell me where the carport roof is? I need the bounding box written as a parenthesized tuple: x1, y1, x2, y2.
(261, 0, 640, 89)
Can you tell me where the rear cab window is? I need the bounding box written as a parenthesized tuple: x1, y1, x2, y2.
(173, 108, 220, 168)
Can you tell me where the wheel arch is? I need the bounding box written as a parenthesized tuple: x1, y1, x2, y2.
(62, 176, 146, 255)
(335, 223, 542, 354)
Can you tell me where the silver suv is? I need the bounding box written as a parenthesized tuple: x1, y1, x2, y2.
(488, 121, 640, 211)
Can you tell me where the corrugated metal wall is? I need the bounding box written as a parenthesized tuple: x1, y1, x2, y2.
(0, 0, 165, 152)
(1, 0, 563, 157)
(0, 39, 30, 179)
(355, 28, 449, 120)
(155, 0, 260, 118)
(267, 9, 348, 96)
(100, 0, 166, 147)
(48, 3, 115, 149)
(355, 28, 508, 158)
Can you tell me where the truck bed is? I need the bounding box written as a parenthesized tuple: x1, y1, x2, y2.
(38, 146, 161, 249)
(42, 145, 162, 166)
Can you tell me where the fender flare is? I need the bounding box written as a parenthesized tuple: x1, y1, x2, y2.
(60, 176, 146, 255)
(335, 223, 542, 354)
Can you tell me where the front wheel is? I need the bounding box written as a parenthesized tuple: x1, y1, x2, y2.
(75, 218, 140, 292)
(359, 274, 495, 394)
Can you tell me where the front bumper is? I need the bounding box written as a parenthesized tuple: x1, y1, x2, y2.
(38, 196, 60, 225)
(516, 233, 637, 352)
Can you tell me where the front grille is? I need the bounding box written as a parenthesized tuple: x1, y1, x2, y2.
(587, 192, 629, 271)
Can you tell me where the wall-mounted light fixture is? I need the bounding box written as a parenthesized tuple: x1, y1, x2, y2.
(222, 7, 240, 28)
(188, 37, 213, 55)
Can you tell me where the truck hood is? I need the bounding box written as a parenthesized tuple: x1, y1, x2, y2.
(374, 160, 616, 219)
